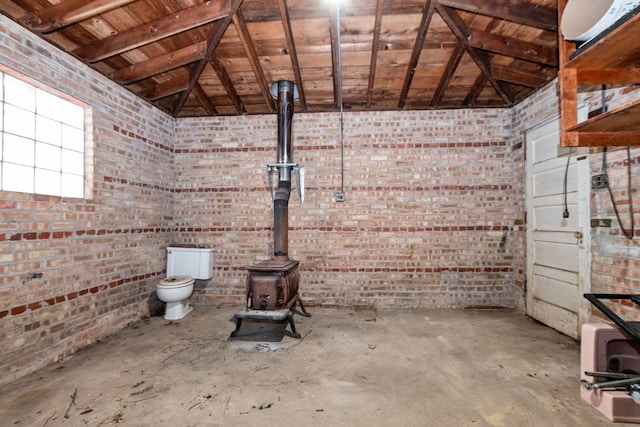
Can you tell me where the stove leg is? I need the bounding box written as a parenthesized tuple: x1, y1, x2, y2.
(230, 317, 243, 337)
(288, 313, 301, 339)
(297, 297, 311, 318)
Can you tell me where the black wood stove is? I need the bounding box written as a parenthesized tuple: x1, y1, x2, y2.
(231, 80, 310, 339)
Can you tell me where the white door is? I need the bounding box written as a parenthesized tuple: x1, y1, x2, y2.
(525, 113, 590, 339)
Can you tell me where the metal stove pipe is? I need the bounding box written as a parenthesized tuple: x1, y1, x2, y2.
(270, 80, 298, 261)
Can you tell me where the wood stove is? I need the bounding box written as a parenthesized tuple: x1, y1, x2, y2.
(231, 80, 310, 339)
(246, 260, 299, 310)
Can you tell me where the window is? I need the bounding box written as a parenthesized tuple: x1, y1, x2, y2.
(1, 71, 85, 198)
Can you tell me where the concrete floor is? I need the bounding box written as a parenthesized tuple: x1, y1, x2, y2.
(0, 306, 635, 426)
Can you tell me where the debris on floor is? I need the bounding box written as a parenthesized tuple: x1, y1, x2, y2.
(0, 306, 632, 426)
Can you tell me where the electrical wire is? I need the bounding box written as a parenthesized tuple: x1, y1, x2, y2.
(605, 147, 635, 240)
(600, 85, 635, 240)
(562, 149, 573, 218)
(335, 1, 345, 195)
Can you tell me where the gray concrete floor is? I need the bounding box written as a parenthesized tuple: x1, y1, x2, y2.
(0, 306, 635, 426)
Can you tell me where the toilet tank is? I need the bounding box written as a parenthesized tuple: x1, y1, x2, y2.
(166, 246, 215, 280)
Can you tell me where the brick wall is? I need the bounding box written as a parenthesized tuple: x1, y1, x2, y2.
(582, 86, 640, 322)
(175, 109, 520, 309)
(0, 16, 174, 385)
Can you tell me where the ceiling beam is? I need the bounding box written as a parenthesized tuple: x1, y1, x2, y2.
(468, 29, 558, 67)
(142, 75, 189, 101)
(210, 54, 247, 114)
(74, 0, 233, 63)
(20, 0, 137, 33)
(398, 0, 435, 109)
(438, 0, 557, 31)
(233, 10, 275, 112)
(110, 42, 207, 84)
(366, 0, 386, 108)
(171, 0, 244, 116)
(241, 3, 426, 23)
(435, 3, 512, 105)
(491, 64, 548, 88)
(430, 42, 465, 106)
(277, 0, 307, 111)
(464, 73, 488, 106)
(193, 84, 219, 116)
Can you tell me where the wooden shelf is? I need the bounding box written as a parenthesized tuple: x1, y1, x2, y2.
(567, 99, 640, 132)
(559, 2, 640, 147)
(566, 9, 640, 70)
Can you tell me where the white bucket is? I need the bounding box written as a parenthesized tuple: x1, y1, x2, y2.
(561, 0, 640, 41)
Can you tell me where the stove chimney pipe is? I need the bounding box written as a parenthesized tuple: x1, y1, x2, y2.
(270, 80, 299, 261)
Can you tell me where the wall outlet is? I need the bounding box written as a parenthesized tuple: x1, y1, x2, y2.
(591, 174, 609, 189)
(335, 191, 345, 202)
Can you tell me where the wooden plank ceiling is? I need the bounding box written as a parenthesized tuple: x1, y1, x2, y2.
(0, 0, 559, 117)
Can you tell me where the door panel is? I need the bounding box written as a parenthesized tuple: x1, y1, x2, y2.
(534, 240, 578, 272)
(525, 114, 590, 339)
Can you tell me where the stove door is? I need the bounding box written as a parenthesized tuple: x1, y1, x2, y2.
(247, 274, 285, 310)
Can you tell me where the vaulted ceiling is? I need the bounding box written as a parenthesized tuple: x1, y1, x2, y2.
(0, 0, 559, 117)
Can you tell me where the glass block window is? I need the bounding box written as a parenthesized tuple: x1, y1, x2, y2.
(1, 71, 86, 198)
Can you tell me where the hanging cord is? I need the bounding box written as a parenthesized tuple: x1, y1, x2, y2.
(562, 149, 574, 218)
(604, 147, 635, 239)
(600, 85, 635, 239)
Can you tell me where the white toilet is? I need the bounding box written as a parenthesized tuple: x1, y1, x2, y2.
(156, 246, 215, 320)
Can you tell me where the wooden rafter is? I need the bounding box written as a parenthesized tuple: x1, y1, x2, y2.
(438, 0, 557, 31)
(74, 0, 232, 63)
(1, 0, 560, 116)
(171, 0, 244, 116)
(464, 73, 489, 106)
(193, 84, 218, 116)
(366, 0, 386, 109)
(277, 0, 307, 111)
(398, 0, 435, 109)
(142, 75, 189, 101)
(111, 42, 207, 84)
(491, 64, 548, 87)
(20, 0, 137, 33)
(210, 53, 246, 114)
(435, 3, 512, 105)
(468, 29, 558, 67)
(431, 42, 465, 106)
(233, 9, 275, 112)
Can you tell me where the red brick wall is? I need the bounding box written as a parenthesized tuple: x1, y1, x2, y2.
(0, 16, 174, 385)
(175, 109, 520, 309)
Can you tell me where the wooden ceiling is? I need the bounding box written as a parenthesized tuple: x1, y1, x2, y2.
(0, 0, 559, 117)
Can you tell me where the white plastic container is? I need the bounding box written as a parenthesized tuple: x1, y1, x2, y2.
(561, 0, 640, 41)
(166, 246, 215, 280)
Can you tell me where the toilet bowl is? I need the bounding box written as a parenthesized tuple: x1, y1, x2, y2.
(157, 245, 215, 320)
(156, 276, 195, 320)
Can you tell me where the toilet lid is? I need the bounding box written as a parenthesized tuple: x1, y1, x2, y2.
(159, 275, 194, 288)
